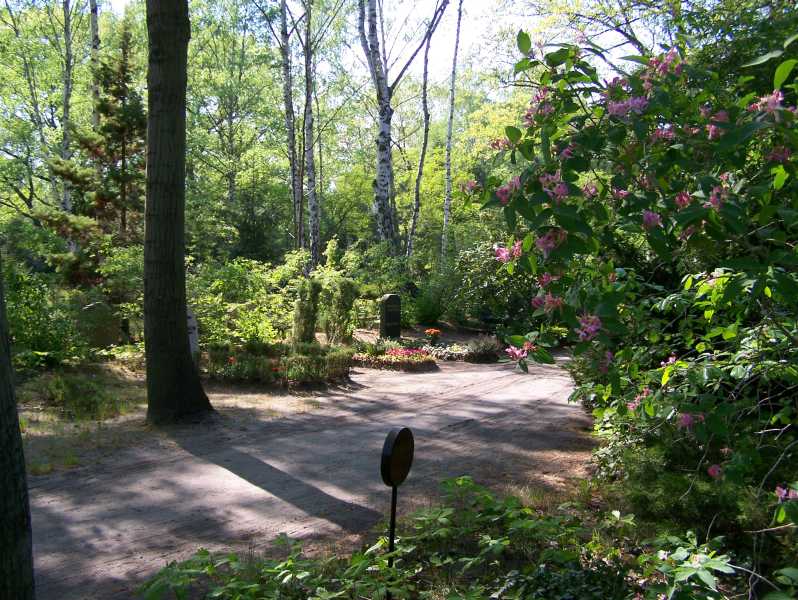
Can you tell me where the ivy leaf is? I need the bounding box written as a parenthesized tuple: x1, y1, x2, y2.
(517, 31, 531, 55)
(774, 59, 797, 89)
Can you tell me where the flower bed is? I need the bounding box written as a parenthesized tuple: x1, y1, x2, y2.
(206, 342, 353, 385)
(352, 347, 437, 372)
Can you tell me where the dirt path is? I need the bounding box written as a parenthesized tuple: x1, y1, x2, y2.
(29, 360, 593, 599)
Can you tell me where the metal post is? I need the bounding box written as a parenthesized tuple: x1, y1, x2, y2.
(387, 485, 397, 600)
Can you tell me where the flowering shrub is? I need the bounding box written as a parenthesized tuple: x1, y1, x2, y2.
(352, 348, 437, 372)
(474, 32, 798, 595)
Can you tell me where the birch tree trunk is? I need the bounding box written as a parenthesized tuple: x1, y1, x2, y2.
(60, 0, 74, 213)
(144, 0, 212, 425)
(304, 0, 320, 267)
(406, 34, 431, 260)
(89, 0, 100, 130)
(279, 0, 304, 249)
(441, 0, 464, 261)
(0, 252, 35, 600)
(358, 0, 448, 252)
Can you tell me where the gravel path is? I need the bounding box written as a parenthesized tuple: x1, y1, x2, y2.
(29, 360, 593, 599)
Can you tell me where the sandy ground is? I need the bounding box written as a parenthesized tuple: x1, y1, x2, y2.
(28, 359, 594, 599)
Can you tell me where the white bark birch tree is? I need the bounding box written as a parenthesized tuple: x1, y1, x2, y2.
(302, 0, 319, 266)
(441, 0, 464, 261)
(405, 33, 431, 260)
(357, 0, 448, 251)
(89, 0, 99, 130)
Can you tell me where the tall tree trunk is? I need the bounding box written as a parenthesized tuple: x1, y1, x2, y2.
(441, 0, 463, 261)
(0, 252, 35, 600)
(358, 0, 448, 251)
(304, 0, 320, 267)
(279, 0, 304, 249)
(359, 0, 398, 249)
(89, 0, 100, 130)
(144, 0, 212, 425)
(60, 0, 74, 213)
(406, 34, 431, 260)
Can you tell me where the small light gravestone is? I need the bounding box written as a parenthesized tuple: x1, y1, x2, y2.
(187, 307, 199, 365)
(380, 427, 414, 600)
(379, 294, 401, 339)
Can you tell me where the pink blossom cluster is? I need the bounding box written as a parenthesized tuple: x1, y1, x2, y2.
(495, 240, 523, 263)
(582, 181, 599, 197)
(651, 126, 676, 143)
(505, 345, 527, 360)
(675, 191, 692, 209)
(627, 387, 651, 411)
(707, 464, 722, 479)
(531, 292, 564, 313)
(559, 143, 575, 160)
(706, 184, 729, 210)
(607, 96, 648, 118)
(575, 314, 602, 341)
(539, 170, 569, 203)
(706, 110, 729, 140)
(677, 411, 705, 429)
(776, 486, 798, 502)
(537, 272, 560, 287)
(660, 354, 677, 367)
(612, 188, 630, 200)
(749, 90, 784, 114)
(496, 175, 521, 205)
(523, 86, 554, 126)
(767, 146, 791, 163)
(460, 180, 480, 193)
(642, 209, 663, 229)
(535, 228, 567, 257)
(648, 48, 682, 79)
(490, 138, 512, 151)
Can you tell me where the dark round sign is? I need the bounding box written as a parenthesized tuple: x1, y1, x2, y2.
(381, 427, 414, 487)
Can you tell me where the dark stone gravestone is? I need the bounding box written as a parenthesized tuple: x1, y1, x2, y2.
(379, 293, 401, 339)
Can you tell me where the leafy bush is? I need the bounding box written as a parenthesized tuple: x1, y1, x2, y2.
(28, 371, 120, 420)
(142, 476, 743, 600)
(291, 277, 321, 346)
(3, 261, 89, 369)
(465, 335, 502, 363)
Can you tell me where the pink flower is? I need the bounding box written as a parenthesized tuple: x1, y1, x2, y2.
(707, 464, 722, 479)
(675, 191, 691, 209)
(767, 146, 791, 163)
(575, 314, 602, 341)
(582, 182, 598, 197)
(460, 180, 480, 193)
(531, 296, 546, 309)
(537, 272, 559, 288)
(705, 185, 727, 210)
(700, 105, 712, 119)
(496, 185, 511, 205)
(776, 486, 798, 502)
(627, 399, 641, 411)
(642, 210, 663, 229)
(677, 412, 704, 429)
(612, 188, 630, 200)
(559, 144, 575, 160)
(758, 90, 784, 114)
(540, 171, 568, 203)
(490, 138, 512, 151)
(509, 175, 522, 192)
(510, 240, 523, 258)
(495, 246, 511, 263)
(505, 345, 527, 361)
(535, 228, 567, 258)
(607, 96, 648, 118)
(543, 293, 563, 313)
(651, 126, 676, 142)
(660, 354, 677, 367)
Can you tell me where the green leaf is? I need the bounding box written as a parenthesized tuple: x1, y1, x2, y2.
(695, 569, 718, 591)
(508, 335, 526, 347)
(517, 31, 531, 55)
(505, 126, 522, 144)
(620, 55, 649, 65)
(773, 165, 789, 190)
(742, 50, 784, 67)
(784, 33, 798, 49)
(774, 59, 798, 89)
